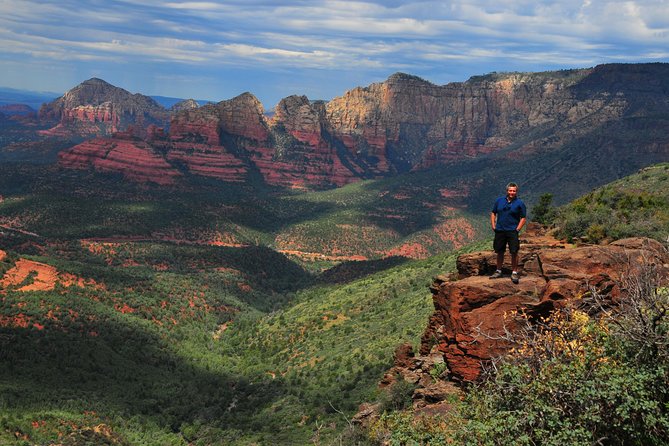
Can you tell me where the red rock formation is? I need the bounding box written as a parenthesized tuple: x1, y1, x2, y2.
(59, 138, 181, 185)
(217, 93, 269, 142)
(258, 95, 359, 187)
(168, 93, 358, 188)
(325, 71, 603, 172)
(169, 104, 221, 145)
(39, 103, 120, 137)
(39, 78, 168, 137)
(53, 64, 669, 189)
(164, 142, 247, 182)
(356, 226, 669, 424)
(421, 224, 669, 382)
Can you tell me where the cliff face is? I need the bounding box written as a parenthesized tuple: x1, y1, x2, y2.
(169, 99, 199, 112)
(53, 63, 669, 188)
(58, 135, 183, 185)
(325, 69, 631, 171)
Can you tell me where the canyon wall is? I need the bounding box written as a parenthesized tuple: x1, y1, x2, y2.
(49, 64, 669, 188)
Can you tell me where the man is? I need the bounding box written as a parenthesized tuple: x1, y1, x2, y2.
(490, 182, 526, 284)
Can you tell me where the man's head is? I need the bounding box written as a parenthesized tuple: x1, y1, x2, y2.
(506, 182, 518, 199)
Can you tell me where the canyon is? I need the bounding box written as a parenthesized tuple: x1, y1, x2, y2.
(39, 63, 669, 190)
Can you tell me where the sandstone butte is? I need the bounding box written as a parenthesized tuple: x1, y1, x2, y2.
(355, 223, 669, 421)
(39, 77, 168, 138)
(51, 63, 669, 188)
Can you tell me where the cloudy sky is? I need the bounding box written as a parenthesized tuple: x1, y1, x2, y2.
(1, 0, 668, 108)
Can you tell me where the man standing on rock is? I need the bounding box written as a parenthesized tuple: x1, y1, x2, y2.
(490, 182, 527, 284)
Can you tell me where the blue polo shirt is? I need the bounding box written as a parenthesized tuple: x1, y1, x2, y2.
(492, 196, 526, 231)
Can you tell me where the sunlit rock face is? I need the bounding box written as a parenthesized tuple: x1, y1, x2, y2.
(58, 136, 182, 185)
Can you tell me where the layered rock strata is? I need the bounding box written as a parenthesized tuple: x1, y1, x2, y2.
(53, 64, 669, 188)
(58, 136, 182, 185)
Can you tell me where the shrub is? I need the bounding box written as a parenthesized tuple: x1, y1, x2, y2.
(378, 377, 416, 413)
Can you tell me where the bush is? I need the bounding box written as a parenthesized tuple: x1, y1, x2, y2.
(378, 378, 416, 413)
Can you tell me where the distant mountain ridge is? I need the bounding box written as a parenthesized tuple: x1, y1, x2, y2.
(0, 86, 59, 110)
(39, 63, 669, 193)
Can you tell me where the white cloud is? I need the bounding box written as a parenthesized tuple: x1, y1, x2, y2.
(0, 0, 667, 103)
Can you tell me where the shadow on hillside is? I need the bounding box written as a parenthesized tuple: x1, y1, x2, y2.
(0, 306, 300, 442)
(0, 164, 340, 237)
(27, 242, 315, 313)
(317, 256, 409, 284)
(348, 166, 483, 236)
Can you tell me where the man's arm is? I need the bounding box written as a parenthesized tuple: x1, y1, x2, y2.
(490, 212, 496, 231)
(517, 201, 527, 231)
(517, 217, 526, 232)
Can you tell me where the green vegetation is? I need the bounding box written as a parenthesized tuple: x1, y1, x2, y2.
(0, 235, 487, 445)
(4, 150, 666, 444)
(365, 276, 669, 445)
(531, 192, 556, 225)
(553, 163, 669, 243)
(0, 163, 485, 262)
(0, 164, 492, 444)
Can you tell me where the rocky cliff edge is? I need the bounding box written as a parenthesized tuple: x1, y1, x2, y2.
(356, 223, 669, 421)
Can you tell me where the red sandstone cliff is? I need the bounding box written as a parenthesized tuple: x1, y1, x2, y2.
(58, 135, 182, 185)
(422, 225, 669, 383)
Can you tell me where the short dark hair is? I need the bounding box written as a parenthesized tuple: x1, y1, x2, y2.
(506, 182, 518, 189)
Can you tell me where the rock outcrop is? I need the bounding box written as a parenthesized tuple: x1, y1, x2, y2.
(422, 224, 669, 382)
(39, 78, 168, 137)
(58, 136, 183, 185)
(358, 225, 669, 422)
(170, 98, 200, 112)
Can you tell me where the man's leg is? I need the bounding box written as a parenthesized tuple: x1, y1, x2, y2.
(490, 232, 505, 279)
(509, 231, 520, 284)
(497, 252, 505, 270)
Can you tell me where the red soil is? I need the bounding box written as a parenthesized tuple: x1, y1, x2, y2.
(0, 259, 59, 291)
(0, 258, 104, 292)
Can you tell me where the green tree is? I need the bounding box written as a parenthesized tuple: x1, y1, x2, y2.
(531, 193, 556, 225)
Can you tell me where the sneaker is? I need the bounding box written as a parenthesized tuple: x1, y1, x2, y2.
(489, 270, 503, 279)
(511, 272, 519, 284)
